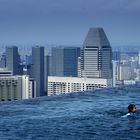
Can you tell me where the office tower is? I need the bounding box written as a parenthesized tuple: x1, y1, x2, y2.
(80, 27, 112, 78)
(6, 46, 23, 75)
(31, 46, 44, 97)
(51, 47, 80, 77)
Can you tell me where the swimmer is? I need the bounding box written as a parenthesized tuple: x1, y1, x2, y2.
(125, 104, 138, 119)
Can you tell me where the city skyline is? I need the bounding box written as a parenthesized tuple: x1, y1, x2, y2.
(0, 27, 140, 100)
(0, 0, 140, 46)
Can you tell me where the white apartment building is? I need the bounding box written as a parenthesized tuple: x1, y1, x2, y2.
(48, 76, 112, 96)
(0, 75, 32, 101)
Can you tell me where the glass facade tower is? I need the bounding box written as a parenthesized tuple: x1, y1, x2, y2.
(6, 46, 22, 75)
(31, 46, 45, 97)
(51, 47, 80, 77)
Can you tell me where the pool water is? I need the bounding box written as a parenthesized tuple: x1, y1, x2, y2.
(0, 85, 140, 140)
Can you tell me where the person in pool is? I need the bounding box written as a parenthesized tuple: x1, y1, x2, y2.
(125, 104, 138, 119)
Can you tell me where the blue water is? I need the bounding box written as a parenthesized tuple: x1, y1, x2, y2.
(0, 85, 140, 140)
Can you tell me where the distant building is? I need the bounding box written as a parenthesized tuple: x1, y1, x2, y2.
(30, 46, 45, 97)
(120, 53, 130, 62)
(48, 76, 112, 96)
(6, 46, 23, 75)
(112, 60, 117, 87)
(0, 75, 32, 101)
(51, 47, 80, 77)
(0, 53, 6, 68)
(80, 27, 112, 79)
(118, 64, 131, 81)
(112, 51, 120, 61)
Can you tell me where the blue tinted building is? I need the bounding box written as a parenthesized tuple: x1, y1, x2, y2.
(6, 46, 23, 75)
(112, 51, 121, 61)
(51, 47, 80, 77)
(30, 46, 45, 97)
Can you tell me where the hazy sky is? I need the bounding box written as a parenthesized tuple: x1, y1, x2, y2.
(0, 0, 140, 46)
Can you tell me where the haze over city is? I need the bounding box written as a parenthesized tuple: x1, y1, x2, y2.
(0, 0, 140, 46)
(1, 1, 140, 139)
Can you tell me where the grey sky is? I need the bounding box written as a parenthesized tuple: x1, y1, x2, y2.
(0, 0, 140, 46)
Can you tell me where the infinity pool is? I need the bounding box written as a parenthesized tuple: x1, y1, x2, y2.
(0, 85, 140, 140)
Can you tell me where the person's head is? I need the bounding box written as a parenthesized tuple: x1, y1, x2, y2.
(128, 104, 137, 113)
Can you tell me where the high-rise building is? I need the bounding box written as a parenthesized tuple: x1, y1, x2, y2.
(51, 47, 80, 77)
(80, 27, 112, 79)
(30, 46, 45, 97)
(6, 46, 23, 75)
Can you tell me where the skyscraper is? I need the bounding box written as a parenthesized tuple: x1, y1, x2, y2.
(31, 46, 45, 97)
(44, 55, 51, 96)
(51, 47, 80, 77)
(80, 27, 112, 79)
(6, 46, 22, 75)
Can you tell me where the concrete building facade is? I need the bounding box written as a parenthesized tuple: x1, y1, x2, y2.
(0, 75, 31, 101)
(48, 76, 112, 96)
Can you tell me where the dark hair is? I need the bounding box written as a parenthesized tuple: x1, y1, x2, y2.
(128, 104, 135, 113)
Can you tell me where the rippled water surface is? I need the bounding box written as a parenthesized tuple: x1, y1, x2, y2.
(0, 85, 140, 140)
